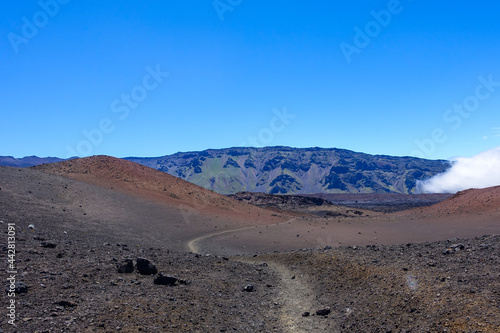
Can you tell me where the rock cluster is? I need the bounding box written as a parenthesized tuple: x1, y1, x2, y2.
(136, 257, 158, 275)
(1, 226, 280, 332)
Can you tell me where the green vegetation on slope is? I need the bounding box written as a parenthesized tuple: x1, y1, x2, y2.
(125, 147, 450, 195)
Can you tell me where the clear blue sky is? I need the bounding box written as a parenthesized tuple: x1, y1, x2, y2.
(2, 1, 500, 160)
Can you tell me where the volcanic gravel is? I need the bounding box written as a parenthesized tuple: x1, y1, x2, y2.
(1, 224, 284, 332)
(1, 162, 499, 332)
(250, 235, 500, 332)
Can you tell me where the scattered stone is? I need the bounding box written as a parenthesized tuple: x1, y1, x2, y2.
(242, 284, 254, 292)
(451, 243, 465, 251)
(154, 273, 178, 286)
(5, 281, 28, 294)
(116, 259, 134, 273)
(41, 241, 57, 248)
(443, 243, 465, 254)
(28, 224, 35, 229)
(316, 307, 331, 316)
(56, 300, 77, 308)
(136, 257, 157, 275)
(302, 312, 310, 317)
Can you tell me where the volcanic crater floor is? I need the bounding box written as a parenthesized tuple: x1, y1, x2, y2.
(1, 164, 499, 332)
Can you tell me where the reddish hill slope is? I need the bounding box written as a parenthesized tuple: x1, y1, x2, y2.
(399, 186, 500, 218)
(34, 155, 288, 224)
(197, 186, 500, 255)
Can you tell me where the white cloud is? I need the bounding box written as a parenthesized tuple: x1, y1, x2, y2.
(417, 146, 500, 193)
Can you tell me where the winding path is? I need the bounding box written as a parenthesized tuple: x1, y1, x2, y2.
(186, 218, 338, 332)
(237, 257, 336, 332)
(186, 218, 297, 254)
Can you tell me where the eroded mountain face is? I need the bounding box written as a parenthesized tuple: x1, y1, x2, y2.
(126, 147, 450, 194)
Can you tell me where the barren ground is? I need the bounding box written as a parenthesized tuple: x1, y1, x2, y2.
(1, 159, 499, 332)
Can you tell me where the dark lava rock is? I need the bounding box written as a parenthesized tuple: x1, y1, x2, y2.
(315, 307, 331, 316)
(116, 259, 134, 273)
(443, 244, 465, 254)
(40, 241, 57, 248)
(451, 243, 465, 251)
(56, 300, 77, 307)
(154, 273, 178, 286)
(136, 257, 157, 275)
(16, 282, 29, 294)
(243, 284, 254, 292)
(5, 281, 28, 294)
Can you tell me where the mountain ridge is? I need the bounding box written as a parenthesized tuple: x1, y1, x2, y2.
(0, 155, 68, 167)
(124, 146, 450, 194)
(0, 146, 450, 194)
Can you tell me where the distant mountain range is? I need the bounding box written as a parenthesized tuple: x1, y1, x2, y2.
(0, 155, 66, 168)
(126, 147, 450, 194)
(0, 147, 450, 194)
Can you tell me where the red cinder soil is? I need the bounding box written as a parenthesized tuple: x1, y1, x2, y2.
(34, 156, 287, 224)
(2, 159, 499, 332)
(193, 187, 500, 255)
(402, 186, 500, 217)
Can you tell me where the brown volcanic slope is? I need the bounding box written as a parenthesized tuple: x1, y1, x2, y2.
(196, 186, 500, 256)
(34, 155, 285, 219)
(31, 156, 289, 252)
(412, 185, 500, 217)
(1, 163, 499, 331)
(0, 166, 287, 331)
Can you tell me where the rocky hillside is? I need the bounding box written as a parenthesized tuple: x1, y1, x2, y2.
(125, 147, 450, 194)
(229, 191, 332, 208)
